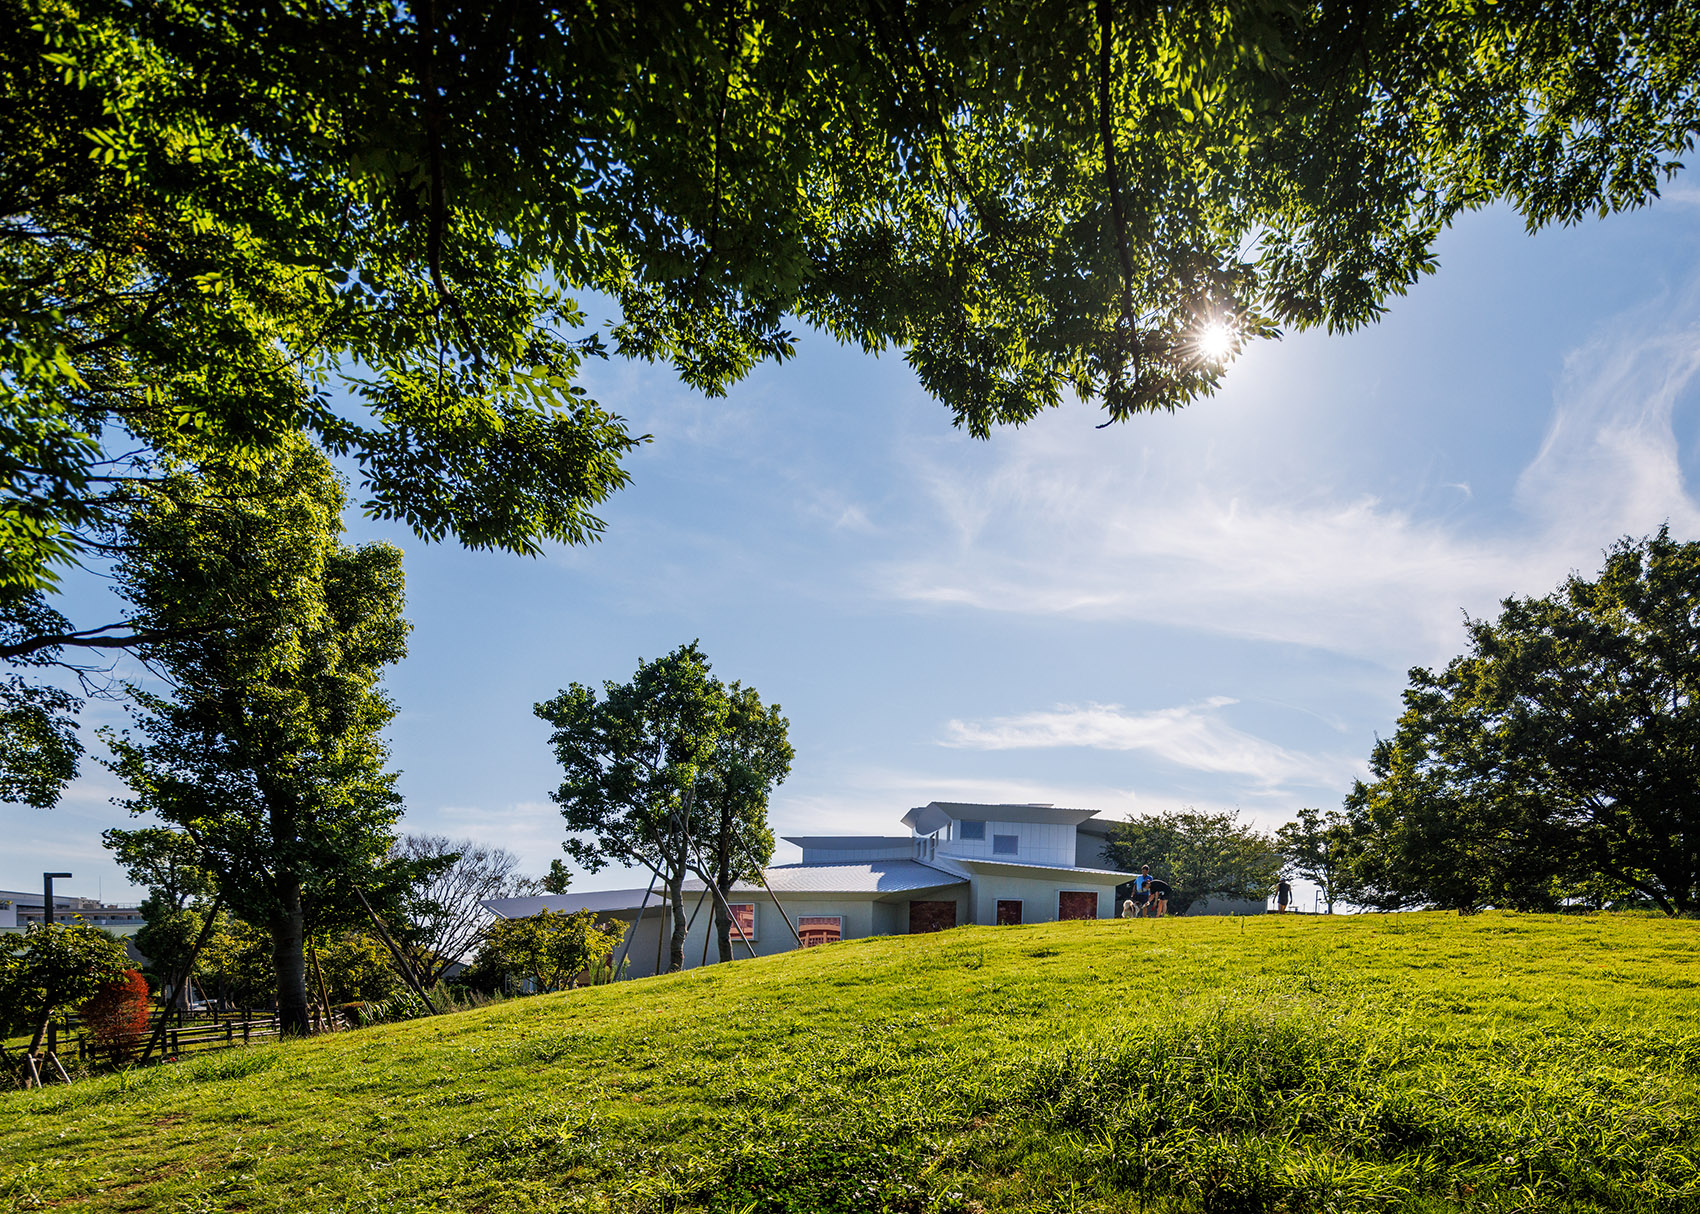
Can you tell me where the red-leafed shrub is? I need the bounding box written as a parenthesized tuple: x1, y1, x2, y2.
(80, 969, 151, 1064)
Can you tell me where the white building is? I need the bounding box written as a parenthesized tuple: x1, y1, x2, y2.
(485, 801, 1150, 977)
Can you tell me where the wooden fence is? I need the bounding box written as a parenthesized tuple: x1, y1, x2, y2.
(66, 1012, 280, 1064)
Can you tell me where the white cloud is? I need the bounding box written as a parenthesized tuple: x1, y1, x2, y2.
(876, 279, 1700, 667)
(940, 699, 1355, 788)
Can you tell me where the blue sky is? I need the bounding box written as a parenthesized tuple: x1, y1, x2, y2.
(8, 194, 1700, 907)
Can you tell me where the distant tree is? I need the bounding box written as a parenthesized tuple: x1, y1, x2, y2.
(1348, 529, 1700, 915)
(79, 970, 151, 1066)
(481, 910, 624, 994)
(0, 923, 129, 1064)
(514, 859, 575, 897)
(392, 834, 519, 986)
(316, 933, 404, 1006)
(200, 918, 277, 1011)
(691, 683, 791, 963)
(1105, 809, 1282, 915)
(104, 827, 219, 1006)
(1275, 808, 1352, 913)
(102, 443, 414, 1034)
(536, 643, 728, 973)
(103, 828, 214, 912)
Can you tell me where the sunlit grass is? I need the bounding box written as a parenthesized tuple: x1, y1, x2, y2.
(2, 912, 1696, 1213)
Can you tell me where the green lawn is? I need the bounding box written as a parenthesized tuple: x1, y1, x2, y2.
(3, 912, 1698, 1213)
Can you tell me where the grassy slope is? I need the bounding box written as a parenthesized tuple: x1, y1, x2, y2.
(3, 912, 1698, 1214)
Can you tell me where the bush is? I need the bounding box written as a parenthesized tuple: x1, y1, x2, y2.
(79, 969, 151, 1065)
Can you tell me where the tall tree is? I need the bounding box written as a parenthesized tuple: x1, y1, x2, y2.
(1105, 809, 1282, 914)
(1347, 529, 1700, 915)
(691, 683, 792, 963)
(102, 442, 413, 1034)
(536, 643, 729, 973)
(1275, 808, 1352, 913)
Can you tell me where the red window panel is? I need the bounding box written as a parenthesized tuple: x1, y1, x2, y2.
(996, 899, 1023, 926)
(797, 915, 842, 947)
(726, 903, 756, 942)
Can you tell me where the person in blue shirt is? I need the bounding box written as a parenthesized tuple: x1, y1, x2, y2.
(1130, 865, 1152, 916)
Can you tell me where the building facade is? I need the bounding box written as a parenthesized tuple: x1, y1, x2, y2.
(484, 801, 1146, 977)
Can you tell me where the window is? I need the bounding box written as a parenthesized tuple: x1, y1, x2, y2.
(797, 915, 841, 947)
(993, 833, 1019, 856)
(995, 899, 1023, 926)
(1058, 891, 1097, 921)
(959, 820, 986, 840)
(726, 903, 756, 942)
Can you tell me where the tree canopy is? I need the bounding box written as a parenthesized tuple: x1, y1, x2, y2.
(3, 0, 1696, 600)
(1343, 529, 1700, 915)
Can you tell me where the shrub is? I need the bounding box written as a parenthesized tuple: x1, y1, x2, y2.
(80, 969, 151, 1065)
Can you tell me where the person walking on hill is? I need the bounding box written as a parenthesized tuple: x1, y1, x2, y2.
(1276, 877, 1292, 913)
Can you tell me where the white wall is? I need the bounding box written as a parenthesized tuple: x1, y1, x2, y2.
(605, 890, 971, 977)
(937, 819, 1077, 867)
(968, 874, 1120, 926)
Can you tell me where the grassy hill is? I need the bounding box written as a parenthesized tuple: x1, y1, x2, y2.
(3, 912, 1698, 1214)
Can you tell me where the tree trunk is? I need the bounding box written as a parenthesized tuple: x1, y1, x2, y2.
(26, 991, 56, 1057)
(715, 820, 734, 964)
(272, 878, 311, 1036)
(666, 874, 688, 972)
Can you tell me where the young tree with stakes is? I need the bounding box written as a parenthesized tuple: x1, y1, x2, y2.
(536, 643, 729, 974)
(691, 683, 792, 964)
(1275, 808, 1351, 914)
(0, 923, 129, 1077)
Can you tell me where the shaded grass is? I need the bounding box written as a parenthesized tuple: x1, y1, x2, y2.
(2, 912, 1698, 1212)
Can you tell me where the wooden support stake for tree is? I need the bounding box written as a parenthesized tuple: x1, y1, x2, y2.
(738, 838, 804, 949)
(612, 870, 658, 980)
(354, 887, 438, 1015)
(308, 937, 334, 1031)
(140, 897, 224, 1065)
(690, 884, 716, 967)
(689, 839, 758, 960)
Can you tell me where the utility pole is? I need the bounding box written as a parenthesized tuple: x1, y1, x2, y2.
(42, 872, 71, 926)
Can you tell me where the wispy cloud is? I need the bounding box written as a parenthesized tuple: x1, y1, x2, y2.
(940, 699, 1355, 788)
(876, 279, 1700, 667)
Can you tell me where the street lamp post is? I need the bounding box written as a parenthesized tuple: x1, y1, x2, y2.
(42, 872, 72, 927)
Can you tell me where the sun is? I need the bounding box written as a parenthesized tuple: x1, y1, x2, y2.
(1195, 318, 1236, 364)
